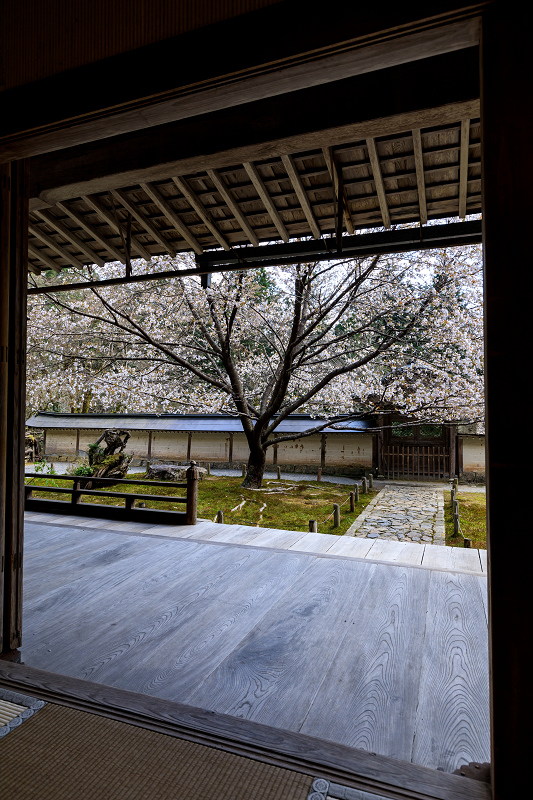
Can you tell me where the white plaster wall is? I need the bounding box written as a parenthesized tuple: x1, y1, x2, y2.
(462, 436, 486, 473)
(45, 429, 77, 455)
(151, 431, 188, 460)
(325, 433, 373, 466)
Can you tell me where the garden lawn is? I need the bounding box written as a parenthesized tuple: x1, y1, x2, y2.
(24, 474, 378, 536)
(444, 490, 487, 549)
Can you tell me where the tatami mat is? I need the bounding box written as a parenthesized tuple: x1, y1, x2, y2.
(0, 702, 313, 800)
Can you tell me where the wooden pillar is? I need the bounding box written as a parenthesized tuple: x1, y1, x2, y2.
(481, 5, 531, 797)
(0, 160, 28, 656)
(228, 432, 233, 466)
(448, 423, 457, 478)
(320, 433, 326, 471)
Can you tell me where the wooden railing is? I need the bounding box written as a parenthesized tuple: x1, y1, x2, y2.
(383, 445, 450, 481)
(24, 462, 199, 525)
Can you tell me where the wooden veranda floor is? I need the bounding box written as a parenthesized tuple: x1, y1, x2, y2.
(20, 512, 490, 775)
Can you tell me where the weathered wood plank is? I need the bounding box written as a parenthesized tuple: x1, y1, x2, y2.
(421, 545, 453, 571)
(252, 528, 307, 549)
(326, 537, 375, 558)
(364, 539, 423, 565)
(84, 548, 312, 697)
(411, 571, 490, 772)
(301, 564, 431, 763)
(450, 547, 483, 573)
(0, 662, 490, 800)
(288, 532, 338, 553)
(186, 559, 377, 730)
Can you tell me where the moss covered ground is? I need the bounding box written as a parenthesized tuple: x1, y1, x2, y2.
(444, 490, 487, 549)
(25, 474, 378, 536)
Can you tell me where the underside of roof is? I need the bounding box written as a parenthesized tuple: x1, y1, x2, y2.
(27, 118, 481, 278)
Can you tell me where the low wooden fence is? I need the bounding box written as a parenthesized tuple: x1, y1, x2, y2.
(383, 445, 450, 481)
(24, 463, 199, 525)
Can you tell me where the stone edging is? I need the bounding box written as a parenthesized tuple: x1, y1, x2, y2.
(343, 488, 385, 537)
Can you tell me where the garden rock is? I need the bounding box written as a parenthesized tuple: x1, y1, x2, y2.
(147, 464, 207, 481)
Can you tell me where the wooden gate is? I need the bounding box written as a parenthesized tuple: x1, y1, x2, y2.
(383, 445, 450, 480)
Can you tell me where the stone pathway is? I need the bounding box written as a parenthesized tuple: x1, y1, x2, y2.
(348, 484, 445, 545)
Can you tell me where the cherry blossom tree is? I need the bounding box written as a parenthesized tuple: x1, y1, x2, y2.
(27, 245, 484, 488)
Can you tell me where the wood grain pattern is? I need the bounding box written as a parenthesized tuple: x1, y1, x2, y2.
(82, 549, 311, 698)
(326, 537, 375, 559)
(20, 518, 489, 785)
(365, 539, 425, 566)
(411, 571, 490, 772)
(301, 564, 431, 763)
(0, 663, 490, 800)
(186, 559, 377, 729)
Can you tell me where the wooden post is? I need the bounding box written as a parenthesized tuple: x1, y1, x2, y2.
(276, 466, 281, 480)
(125, 496, 136, 511)
(207, 463, 211, 475)
(187, 432, 192, 462)
(24, 485, 32, 501)
(333, 504, 340, 527)
(361, 477, 368, 494)
(317, 467, 322, 482)
(368, 473, 373, 489)
(186, 461, 198, 525)
(0, 159, 28, 655)
(309, 519, 317, 532)
(320, 433, 326, 471)
(216, 510, 224, 524)
(241, 464, 246, 478)
(354, 484, 359, 503)
(482, 9, 532, 794)
(228, 432, 233, 466)
(72, 479, 82, 505)
(463, 538, 471, 548)
(349, 492, 355, 512)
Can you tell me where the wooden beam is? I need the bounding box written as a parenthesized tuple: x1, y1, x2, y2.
(140, 183, 203, 255)
(412, 128, 428, 224)
(366, 137, 391, 229)
(28, 224, 84, 269)
(243, 161, 289, 242)
(55, 201, 126, 263)
(0, 662, 490, 800)
(29, 47, 481, 205)
(81, 195, 152, 261)
(172, 176, 230, 251)
(33, 209, 105, 267)
(110, 189, 176, 256)
(206, 169, 259, 247)
(27, 244, 61, 274)
(458, 118, 470, 219)
(281, 154, 321, 239)
(0, 11, 481, 162)
(481, 6, 531, 798)
(0, 160, 28, 655)
(322, 148, 355, 235)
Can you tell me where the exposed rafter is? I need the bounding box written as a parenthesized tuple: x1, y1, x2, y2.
(459, 119, 471, 219)
(55, 201, 126, 264)
(110, 188, 176, 256)
(27, 244, 61, 274)
(28, 223, 85, 270)
(281, 154, 321, 239)
(140, 183, 203, 255)
(82, 195, 152, 261)
(172, 176, 230, 251)
(243, 161, 289, 242)
(33, 209, 105, 267)
(412, 128, 428, 225)
(207, 169, 259, 247)
(366, 138, 391, 229)
(322, 147, 355, 235)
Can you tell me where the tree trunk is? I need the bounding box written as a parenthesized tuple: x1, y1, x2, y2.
(241, 443, 267, 489)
